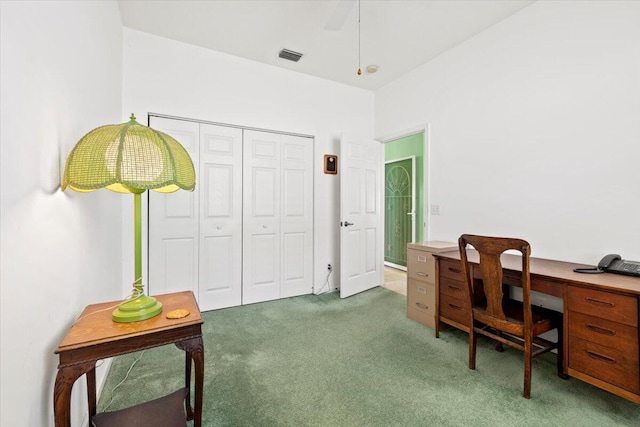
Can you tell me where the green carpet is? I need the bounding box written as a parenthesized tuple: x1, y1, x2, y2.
(98, 288, 640, 426)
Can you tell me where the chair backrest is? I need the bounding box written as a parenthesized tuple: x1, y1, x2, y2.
(458, 234, 531, 324)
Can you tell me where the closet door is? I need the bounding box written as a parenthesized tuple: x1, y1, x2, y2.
(243, 131, 314, 304)
(198, 124, 243, 310)
(243, 130, 281, 304)
(148, 117, 199, 296)
(149, 117, 314, 309)
(280, 134, 313, 298)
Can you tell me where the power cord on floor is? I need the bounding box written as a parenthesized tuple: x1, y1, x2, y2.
(314, 268, 333, 295)
(102, 350, 146, 411)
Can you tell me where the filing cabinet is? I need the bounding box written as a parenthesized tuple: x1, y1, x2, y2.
(406, 242, 457, 329)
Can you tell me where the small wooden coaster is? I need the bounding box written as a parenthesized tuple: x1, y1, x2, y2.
(166, 309, 190, 319)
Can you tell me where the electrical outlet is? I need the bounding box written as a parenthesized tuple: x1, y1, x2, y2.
(327, 264, 332, 271)
(430, 204, 441, 215)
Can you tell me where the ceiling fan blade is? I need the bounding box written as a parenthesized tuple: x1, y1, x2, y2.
(324, 0, 356, 31)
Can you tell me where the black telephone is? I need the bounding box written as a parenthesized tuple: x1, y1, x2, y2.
(574, 254, 640, 277)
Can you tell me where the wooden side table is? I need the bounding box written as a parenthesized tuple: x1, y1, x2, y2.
(53, 291, 204, 427)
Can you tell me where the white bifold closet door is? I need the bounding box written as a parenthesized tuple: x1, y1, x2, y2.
(147, 118, 200, 299)
(242, 130, 313, 304)
(148, 117, 313, 311)
(148, 117, 243, 311)
(197, 123, 243, 310)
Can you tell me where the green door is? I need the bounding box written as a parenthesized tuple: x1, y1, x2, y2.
(385, 157, 414, 267)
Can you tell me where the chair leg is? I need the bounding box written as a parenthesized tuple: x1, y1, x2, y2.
(523, 337, 532, 399)
(494, 331, 504, 352)
(469, 326, 477, 370)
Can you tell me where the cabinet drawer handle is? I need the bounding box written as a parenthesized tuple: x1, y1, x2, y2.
(585, 297, 615, 308)
(416, 272, 428, 277)
(586, 350, 617, 365)
(586, 324, 616, 336)
(447, 284, 463, 292)
(448, 267, 461, 274)
(415, 302, 428, 309)
(447, 303, 462, 311)
(417, 256, 427, 262)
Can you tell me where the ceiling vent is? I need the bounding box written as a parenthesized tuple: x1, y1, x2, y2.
(278, 48, 303, 62)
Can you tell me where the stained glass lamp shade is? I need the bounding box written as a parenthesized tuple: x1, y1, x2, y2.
(62, 114, 195, 322)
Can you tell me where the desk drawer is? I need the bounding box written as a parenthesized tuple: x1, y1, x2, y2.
(567, 286, 638, 327)
(530, 277, 565, 299)
(502, 270, 522, 288)
(407, 279, 435, 314)
(440, 293, 469, 326)
(440, 259, 464, 282)
(407, 249, 435, 284)
(440, 276, 467, 299)
(569, 336, 640, 394)
(568, 311, 639, 352)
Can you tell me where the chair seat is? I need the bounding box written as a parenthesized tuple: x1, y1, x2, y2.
(473, 299, 560, 337)
(91, 388, 188, 427)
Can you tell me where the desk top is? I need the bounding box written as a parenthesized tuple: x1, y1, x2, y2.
(435, 250, 640, 296)
(56, 291, 203, 353)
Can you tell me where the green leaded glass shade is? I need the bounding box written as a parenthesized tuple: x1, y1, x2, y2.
(62, 115, 195, 194)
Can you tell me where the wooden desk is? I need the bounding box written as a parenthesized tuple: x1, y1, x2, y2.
(434, 250, 640, 404)
(53, 291, 204, 427)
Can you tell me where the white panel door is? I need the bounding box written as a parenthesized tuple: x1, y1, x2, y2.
(148, 117, 199, 296)
(340, 135, 383, 298)
(280, 134, 313, 298)
(243, 130, 281, 304)
(198, 123, 243, 310)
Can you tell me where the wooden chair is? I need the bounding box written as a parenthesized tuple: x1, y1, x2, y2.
(458, 234, 566, 398)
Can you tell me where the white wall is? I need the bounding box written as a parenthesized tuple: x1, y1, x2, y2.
(375, 1, 640, 264)
(122, 28, 374, 296)
(0, 2, 123, 426)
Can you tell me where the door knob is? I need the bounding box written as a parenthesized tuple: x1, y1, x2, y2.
(343, 221, 354, 227)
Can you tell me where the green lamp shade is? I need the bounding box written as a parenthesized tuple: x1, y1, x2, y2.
(62, 115, 195, 323)
(62, 115, 195, 194)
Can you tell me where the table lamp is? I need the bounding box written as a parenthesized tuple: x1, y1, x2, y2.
(62, 114, 195, 322)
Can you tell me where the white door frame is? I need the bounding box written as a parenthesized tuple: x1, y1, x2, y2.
(378, 124, 430, 243)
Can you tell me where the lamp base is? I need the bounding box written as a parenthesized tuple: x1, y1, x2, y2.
(112, 294, 163, 323)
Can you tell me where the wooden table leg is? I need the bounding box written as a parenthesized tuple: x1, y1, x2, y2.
(184, 348, 193, 420)
(86, 363, 97, 420)
(176, 336, 204, 427)
(53, 362, 94, 427)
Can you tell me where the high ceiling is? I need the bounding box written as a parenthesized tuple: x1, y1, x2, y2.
(118, 0, 534, 91)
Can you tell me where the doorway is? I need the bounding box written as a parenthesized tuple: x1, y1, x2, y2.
(382, 266, 407, 296)
(383, 132, 426, 272)
(384, 156, 415, 269)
